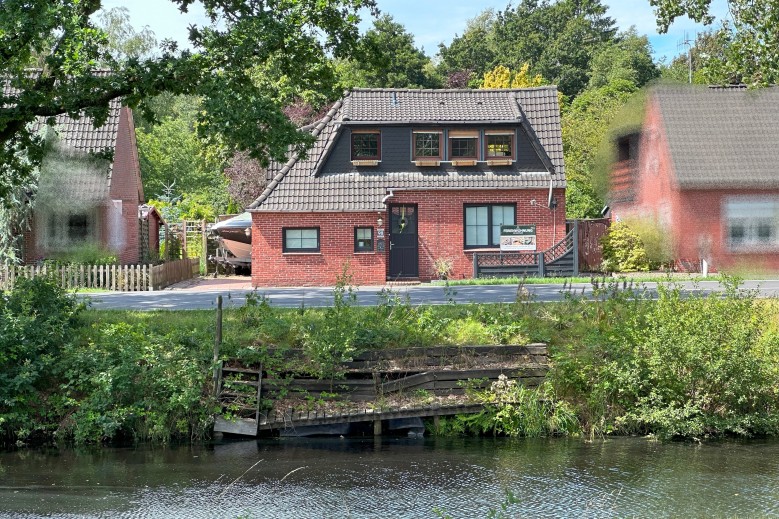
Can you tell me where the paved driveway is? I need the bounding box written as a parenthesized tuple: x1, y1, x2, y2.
(81, 276, 779, 311)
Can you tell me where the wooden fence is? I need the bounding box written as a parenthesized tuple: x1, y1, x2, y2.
(0, 258, 199, 292)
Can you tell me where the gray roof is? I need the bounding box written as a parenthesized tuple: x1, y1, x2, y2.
(655, 85, 779, 188)
(3, 73, 124, 204)
(2, 72, 122, 154)
(250, 87, 565, 212)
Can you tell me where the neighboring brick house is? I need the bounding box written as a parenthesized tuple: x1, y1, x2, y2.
(19, 98, 147, 265)
(248, 88, 567, 286)
(609, 85, 779, 272)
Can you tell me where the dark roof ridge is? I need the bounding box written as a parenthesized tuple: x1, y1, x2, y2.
(348, 86, 558, 93)
(248, 99, 344, 210)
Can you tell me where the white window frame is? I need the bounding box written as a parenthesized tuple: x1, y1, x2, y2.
(724, 197, 779, 250)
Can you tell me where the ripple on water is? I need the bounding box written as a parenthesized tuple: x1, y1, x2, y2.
(3, 437, 779, 518)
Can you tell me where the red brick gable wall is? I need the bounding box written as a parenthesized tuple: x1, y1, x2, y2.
(107, 107, 143, 264)
(251, 188, 566, 286)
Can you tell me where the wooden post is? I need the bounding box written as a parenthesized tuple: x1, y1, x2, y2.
(213, 295, 223, 395)
(434, 415, 440, 434)
(202, 219, 208, 268)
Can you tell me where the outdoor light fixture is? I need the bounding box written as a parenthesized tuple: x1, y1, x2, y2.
(377, 216, 383, 227)
(244, 227, 251, 237)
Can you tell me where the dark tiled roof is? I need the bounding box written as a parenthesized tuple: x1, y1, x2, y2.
(342, 88, 524, 121)
(2, 71, 122, 154)
(655, 85, 779, 188)
(36, 98, 122, 154)
(250, 88, 565, 212)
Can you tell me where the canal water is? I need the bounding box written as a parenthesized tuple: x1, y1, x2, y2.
(1, 436, 778, 518)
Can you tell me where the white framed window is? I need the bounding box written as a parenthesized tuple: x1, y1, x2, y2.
(725, 198, 779, 249)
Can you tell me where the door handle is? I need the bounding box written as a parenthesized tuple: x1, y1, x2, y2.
(389, 241, 394, 250)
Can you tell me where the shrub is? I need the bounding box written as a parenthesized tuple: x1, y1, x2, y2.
(0, 277, 82, 443)
(622, 216, 674, 269)
(550, 277, 779, 439)
(600, 221, 649, 272)
(47, 243, 117, 265)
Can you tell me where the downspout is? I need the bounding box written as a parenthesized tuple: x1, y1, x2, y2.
(381, 189, 395, 205)
(547, 173, 556, 241)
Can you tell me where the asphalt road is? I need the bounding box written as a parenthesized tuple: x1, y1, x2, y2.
(82, 279, 779, 311)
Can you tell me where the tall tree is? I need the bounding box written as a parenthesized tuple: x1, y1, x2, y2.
(660, 29, 734, 85)
(437, 10, 497, 84)
(96, 6, 157, 62)
(336, 14, 438, 89)
(562, 79, 638, 218)
(588, 28, 659, 89)
(491, 0, 617, 97)
(0, 0, 377, 206)
(650, 0, 779, 85)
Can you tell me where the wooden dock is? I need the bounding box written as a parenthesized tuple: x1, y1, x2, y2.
(213, 344, 549, 437)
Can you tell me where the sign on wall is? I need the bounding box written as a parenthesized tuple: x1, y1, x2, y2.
(500, 225, 536, 251)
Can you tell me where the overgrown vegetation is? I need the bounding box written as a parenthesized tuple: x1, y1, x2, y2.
(600, 221, 650, 272)
(0, 277, 215, 446)
(4, 275, 779, 446)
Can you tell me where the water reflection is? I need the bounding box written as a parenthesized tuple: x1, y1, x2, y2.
(1, 437, 779, 518)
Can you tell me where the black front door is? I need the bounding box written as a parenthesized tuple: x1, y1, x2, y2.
(388, 204, 419, 278)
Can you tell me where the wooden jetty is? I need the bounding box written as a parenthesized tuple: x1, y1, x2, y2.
(213, 344, 548, 437)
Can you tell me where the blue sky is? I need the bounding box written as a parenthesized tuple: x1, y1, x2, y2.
(101, 0, 730, 63)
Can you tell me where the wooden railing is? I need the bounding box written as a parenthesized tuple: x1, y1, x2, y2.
(472, 225, 579, 278)
(0, 258, 199, 292)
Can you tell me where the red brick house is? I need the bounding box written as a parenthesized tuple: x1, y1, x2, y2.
(610, 85, 779, 272)
(248, 88, 567, 286)
(20, 98, 148, 265)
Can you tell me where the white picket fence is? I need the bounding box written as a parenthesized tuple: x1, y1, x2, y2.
(0, 258, 199, 292)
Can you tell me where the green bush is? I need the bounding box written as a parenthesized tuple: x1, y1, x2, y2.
(550, 277, 779, 439)
(60, 322, 215, 444)
(622, 216, 674, 269)
(600, 221, 649, 272)
(433, 379, 579, 438)
(47, 243, 117, 265)
(0, 277, 82, 443)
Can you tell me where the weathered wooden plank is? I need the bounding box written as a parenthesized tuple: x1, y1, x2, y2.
(214, 416, 258, 436)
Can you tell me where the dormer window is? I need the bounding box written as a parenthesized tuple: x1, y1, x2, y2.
(485, 131, 514, 160)
(449, 130, 479, 160)
(351, 130, 381, 163)
(413, 130, 442, 159)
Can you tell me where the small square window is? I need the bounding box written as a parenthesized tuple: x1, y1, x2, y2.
(486, 134, 513, 159)
(351, 131, 381, 160)
(354, 227, 374, 252)
(413, 131, 441, 159)
(450, 137, 478, 158)
(283, 227, 320, 252)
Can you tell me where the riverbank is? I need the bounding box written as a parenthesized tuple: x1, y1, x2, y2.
(3, 275, 779, 446)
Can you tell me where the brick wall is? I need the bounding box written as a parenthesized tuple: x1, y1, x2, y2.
(610, 95, 779, 272)
(251, 188, 567, 286)
(108, 107, 143, 264)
